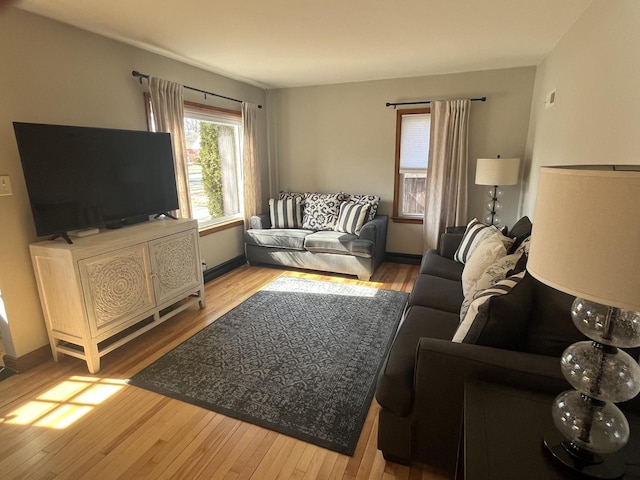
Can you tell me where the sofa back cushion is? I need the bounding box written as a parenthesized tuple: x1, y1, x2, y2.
(507, 216, 533, 253)
(454, 270, 590, 357)
(521, 275, 587, 356)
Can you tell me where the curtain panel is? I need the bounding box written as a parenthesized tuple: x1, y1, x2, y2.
(149, 77, 192, 219)
(423, 99, 470, 250)
(242, 102, 262, 229)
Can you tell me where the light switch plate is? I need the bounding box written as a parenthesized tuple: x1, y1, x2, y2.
(0, 175, 13, 196)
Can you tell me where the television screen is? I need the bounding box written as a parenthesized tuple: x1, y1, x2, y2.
(13, 122, 179, 236)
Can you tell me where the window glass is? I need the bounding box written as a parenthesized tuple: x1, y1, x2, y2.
(394, 109, 430, 220)
(145, 94, 243, 229)
(183, 107, 243, 228)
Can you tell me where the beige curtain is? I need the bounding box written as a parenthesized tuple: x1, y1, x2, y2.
(149, 77, 192, 219)
(242, 102, 262, 229)
(423, 99, 470, 250)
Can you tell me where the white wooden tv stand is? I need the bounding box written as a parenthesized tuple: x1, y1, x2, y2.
(30, 218, 205, 373)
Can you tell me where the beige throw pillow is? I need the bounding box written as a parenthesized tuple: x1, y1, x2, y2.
(460, 252, 523, 320)
(461, 232, 508, 300)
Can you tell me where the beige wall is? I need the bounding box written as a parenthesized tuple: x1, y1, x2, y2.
(0, 8, 266, 358)
(521, 0, 640, 217)
(269, 67, 535, 254)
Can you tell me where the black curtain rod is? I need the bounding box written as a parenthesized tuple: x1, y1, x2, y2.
(132, 70, 262, 109)
(386, 97, 486, 108)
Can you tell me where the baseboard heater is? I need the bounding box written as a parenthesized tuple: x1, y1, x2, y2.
(203, 254, 247, 283)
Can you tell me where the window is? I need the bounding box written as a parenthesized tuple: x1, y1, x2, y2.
(145, 94, 244, 232)
(393, 108, 431, 223)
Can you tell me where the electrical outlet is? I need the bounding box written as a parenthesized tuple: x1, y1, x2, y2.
(0, 175, 12, 196)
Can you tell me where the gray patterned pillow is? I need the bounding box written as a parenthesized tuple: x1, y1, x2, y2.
(301, 193, 345, 231)
(279, 191, 306, 202)
(344, 194, 380, 222)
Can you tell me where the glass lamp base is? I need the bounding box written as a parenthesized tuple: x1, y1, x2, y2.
(543, 437, 625, 479)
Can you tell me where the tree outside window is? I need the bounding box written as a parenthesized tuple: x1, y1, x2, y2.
(145, 94, 243, 231)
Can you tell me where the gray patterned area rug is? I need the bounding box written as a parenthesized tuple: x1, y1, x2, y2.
(129, 276, 407, 455)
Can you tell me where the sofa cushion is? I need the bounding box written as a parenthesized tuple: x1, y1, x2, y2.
(376, 305, 460, 416)
(454, 218, 501, 264)
(420, 249, 464, 281)
(244, 228, 313, 251)
(301, 193, 345, 231)
(507, 216, 533, 253)
(523, 275, 587, 356)
(334, 202, 369, 235)
(408, 274, 464, 313)
(303, 231, 374, 258)
(269, 197, 302, 229)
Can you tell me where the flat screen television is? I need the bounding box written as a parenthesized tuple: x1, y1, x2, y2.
(13, 122, 179, 238)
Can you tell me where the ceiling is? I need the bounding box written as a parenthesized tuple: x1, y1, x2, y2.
(16, 0, 592, 89)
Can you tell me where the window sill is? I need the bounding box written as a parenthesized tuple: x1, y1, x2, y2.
(199, 218, 244, 237)
(391, 216, 423, 225)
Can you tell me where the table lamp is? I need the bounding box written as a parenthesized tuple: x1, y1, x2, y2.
(528, 165, 640, 479)
(475, 156, 520, 226)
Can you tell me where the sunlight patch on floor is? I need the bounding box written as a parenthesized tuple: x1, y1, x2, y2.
(262, 274, 384, 297)
(0, 376, 125, 429)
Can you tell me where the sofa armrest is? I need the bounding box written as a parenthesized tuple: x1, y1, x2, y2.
(411, 338, 566, 469)
(438, 232, 464, 259)
(250, 213, 271, 229)
(359, 215, 388, 269)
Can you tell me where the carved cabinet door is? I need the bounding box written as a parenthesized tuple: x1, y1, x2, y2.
(79, 243, 155, 336)
(148, 229, 201, 306)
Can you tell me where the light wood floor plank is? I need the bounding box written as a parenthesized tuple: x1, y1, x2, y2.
(0, 262, 452, 480)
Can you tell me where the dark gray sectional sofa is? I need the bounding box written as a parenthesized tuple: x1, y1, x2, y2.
(244, 214, 388, 281)
(375, 221, 593, 471)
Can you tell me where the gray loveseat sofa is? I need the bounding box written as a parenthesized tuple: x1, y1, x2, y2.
(244, 214, 388, 281)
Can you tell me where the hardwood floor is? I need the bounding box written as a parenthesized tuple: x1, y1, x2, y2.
(0, 262, 450, 480)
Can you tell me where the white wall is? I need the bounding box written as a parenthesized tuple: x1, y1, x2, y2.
(0, 8, 266, 358)
(521, 0, 640, 217)
(269, 67, 535, 254)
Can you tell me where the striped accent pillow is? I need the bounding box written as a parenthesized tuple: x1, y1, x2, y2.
(269, 198, 302, 229)
(453, 218, 499, 264)
(452, 271, 526, 343)
(334, 202, 370, 235)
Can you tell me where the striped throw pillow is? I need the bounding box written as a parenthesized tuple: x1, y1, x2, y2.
(453, 218, 499, 264)
(453, 270, 526, 343)
(334, 202, 370, 235)
(269, 197, 302, 229)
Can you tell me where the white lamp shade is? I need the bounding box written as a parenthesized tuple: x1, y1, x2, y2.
(475, 157, 520, 185)
(528, 166, 640, 311)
